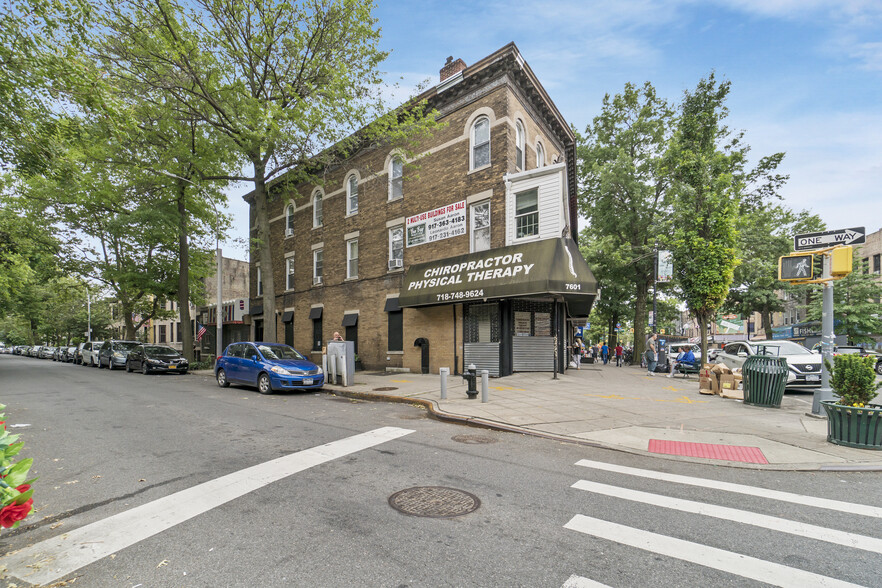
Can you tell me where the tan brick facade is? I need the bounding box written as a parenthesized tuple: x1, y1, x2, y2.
(244, 44, 581, 373)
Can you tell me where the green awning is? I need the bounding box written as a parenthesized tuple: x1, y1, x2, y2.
(398, 237, 597, 317)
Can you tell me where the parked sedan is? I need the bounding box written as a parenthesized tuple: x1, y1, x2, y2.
(715, 340, 822, 389)
(126, 344, 189, 375)
(97, 340, 141, 370)
(39, 346, 56, 359)
(215, 342, 324, 394)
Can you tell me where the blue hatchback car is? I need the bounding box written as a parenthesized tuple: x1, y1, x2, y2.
(215, 342, 324, 394)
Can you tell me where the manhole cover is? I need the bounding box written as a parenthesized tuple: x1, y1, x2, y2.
(388, 486, 480, 518)
(373, 387, 399, 392)
(452, 434, 498, 444)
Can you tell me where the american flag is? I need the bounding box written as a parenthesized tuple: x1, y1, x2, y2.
(195, 321, 207, 342)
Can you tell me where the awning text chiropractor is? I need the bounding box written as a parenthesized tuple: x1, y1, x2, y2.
(407, 253, 534, 290)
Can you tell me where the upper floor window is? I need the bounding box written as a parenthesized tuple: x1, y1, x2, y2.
(286, 258, 295, 290)
(536, 142, 545, 168)
(389, 157, 403, 200)
(347, 175, 358, 215)
(388, 226, 404, 270)
(346, 239, 359, 279)
(515, 189, 539, 239)
(313, 249, 323, 285)
(313, 191, 323, 227)
(256, 266, 263, 296)
(286, 204, 294, 236)
(470, 201, 491, 252)
(515, 120, 525, 170)
(471, 117, 490, 170)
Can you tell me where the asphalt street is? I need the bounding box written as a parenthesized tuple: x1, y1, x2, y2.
(2, 355, 882, 587)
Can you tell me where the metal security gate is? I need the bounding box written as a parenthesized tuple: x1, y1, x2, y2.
(512, 337, 555, 372)
(463, 343, 500, 377)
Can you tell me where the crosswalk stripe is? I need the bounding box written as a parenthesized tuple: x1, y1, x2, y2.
(572, 479, 882, 553)
(564, 515, 865, 588)
(576, 459, 882, 518)
(561, 574, 612, 587)
(1, 427, 415, 586)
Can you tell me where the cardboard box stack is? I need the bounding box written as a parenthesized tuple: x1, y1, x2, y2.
(698, 363, 743, 399)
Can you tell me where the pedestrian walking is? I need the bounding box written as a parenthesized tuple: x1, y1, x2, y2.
(601, 342, 609, 365)
(645, 333, 658, 376)
(572, 338, 583, 370)
(615, 343, 623, 367)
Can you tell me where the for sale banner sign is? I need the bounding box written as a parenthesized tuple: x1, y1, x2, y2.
(406, 200, 467, 247)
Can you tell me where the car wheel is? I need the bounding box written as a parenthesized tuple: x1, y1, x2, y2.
(108, 359, 115, 371)
(126, 361, 132, 373)
(142, 362, 149, 375)
(876, 362, 882, 376)
(257, 373, 272, 395)
(216, 369, 230, 388)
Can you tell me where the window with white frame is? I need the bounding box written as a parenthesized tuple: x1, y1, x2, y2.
(313, 249, 323, 284)
(286, 257, 295, 290)
(286, 204, 294, 235)
(536, 142, 545, 168)
(471, 116, 490, 170)
(346, 239, 358, 279)
(256, 266, 263, 296)
(515, 120, 525, 170)
(515, 189, 539, 239)
(313, 191, 323, 227)
(470, 201, 491, 252)
(389, 156, 403, 200)
(347, 175, 358, 215)
(388, 226, 404, 269)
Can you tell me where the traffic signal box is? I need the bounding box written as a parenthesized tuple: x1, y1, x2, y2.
(778, 245, 853, 283)
(779, 253, 814, 282)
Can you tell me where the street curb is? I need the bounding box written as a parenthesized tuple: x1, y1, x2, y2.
(322, 387, 854, 472)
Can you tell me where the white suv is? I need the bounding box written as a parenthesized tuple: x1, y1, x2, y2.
(81, 341, 104, 367)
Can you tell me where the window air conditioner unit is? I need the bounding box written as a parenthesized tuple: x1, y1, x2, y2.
(388, 259, 403, 270)
(313, 276, 323, 286)
(285, 228, 294, 237)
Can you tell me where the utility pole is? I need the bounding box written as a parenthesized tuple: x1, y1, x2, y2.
(814, 253, 835, 415)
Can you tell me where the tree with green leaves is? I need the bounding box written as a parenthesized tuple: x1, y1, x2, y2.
(726, 208, 825, 337)
(91, 0, 440, 342)
(803, 257, 882, 344)
(578, 231, 635, 347)
(576, 81, 675, 363)
(669, 74, 779, 361)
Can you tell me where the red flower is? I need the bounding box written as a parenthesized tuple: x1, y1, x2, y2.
(0, 499, 34, 528)
(15, 484, 30, 493)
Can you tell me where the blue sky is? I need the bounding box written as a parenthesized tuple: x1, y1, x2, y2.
(223, 0, 881, 258)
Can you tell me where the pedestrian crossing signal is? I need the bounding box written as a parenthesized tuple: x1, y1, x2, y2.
(779, 253, 814, 281)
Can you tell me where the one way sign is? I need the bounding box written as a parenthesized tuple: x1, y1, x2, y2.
(794, 227, 865, 251)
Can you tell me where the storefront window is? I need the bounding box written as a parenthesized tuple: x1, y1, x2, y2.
(464, 303, 499, 343)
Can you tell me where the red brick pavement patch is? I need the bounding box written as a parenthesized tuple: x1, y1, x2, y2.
(648, 439, 769, 464)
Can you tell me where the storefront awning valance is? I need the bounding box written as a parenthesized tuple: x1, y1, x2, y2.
(398, 237, 597, 317)
(281, 311, 294, 323)
(308, 307, 323, 320)
(341, 313, 358, 327)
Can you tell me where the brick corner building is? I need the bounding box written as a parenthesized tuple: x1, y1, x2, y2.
(243, 43, 597, 376)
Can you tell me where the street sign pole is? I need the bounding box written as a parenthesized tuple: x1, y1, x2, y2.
(813, 253, 835, 415)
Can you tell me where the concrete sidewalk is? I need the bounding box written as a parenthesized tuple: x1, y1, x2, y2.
(318, 363, 882, 471)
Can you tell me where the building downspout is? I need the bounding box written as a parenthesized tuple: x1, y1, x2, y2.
(453, 304, 459, 375)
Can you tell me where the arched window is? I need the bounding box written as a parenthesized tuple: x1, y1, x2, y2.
(313, 191, 323, 227)
(389, 156, 404, 200)
(285, 204, 294, 237)
(471, 116, 490, 170)
(536, 142, 545, 168)
(515, 120, 525, 170)
(346, 175, 358, 215)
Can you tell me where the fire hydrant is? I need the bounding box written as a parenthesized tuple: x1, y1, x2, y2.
(463, 363, 478, 399)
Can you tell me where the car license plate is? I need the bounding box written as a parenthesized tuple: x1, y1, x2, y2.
(168, 365, 176, 369)
(303, 378, 313, 385)
(806, 374, 820, 381)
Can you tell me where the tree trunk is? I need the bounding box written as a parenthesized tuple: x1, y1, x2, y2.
(761, 307, 772, 340)
(253, 160, 277, 342)
(177, 187, 194, 361)
(123, 305, 136, 340)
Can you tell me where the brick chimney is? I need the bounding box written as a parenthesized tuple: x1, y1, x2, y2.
(440, 56, 467, 82)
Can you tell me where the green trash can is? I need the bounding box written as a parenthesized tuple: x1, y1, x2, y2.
(742, 355, 789, 408)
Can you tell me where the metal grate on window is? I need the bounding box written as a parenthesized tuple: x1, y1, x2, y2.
(464, 303, 499, 343)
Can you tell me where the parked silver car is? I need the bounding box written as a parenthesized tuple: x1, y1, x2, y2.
(715, 340, 822, 390)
